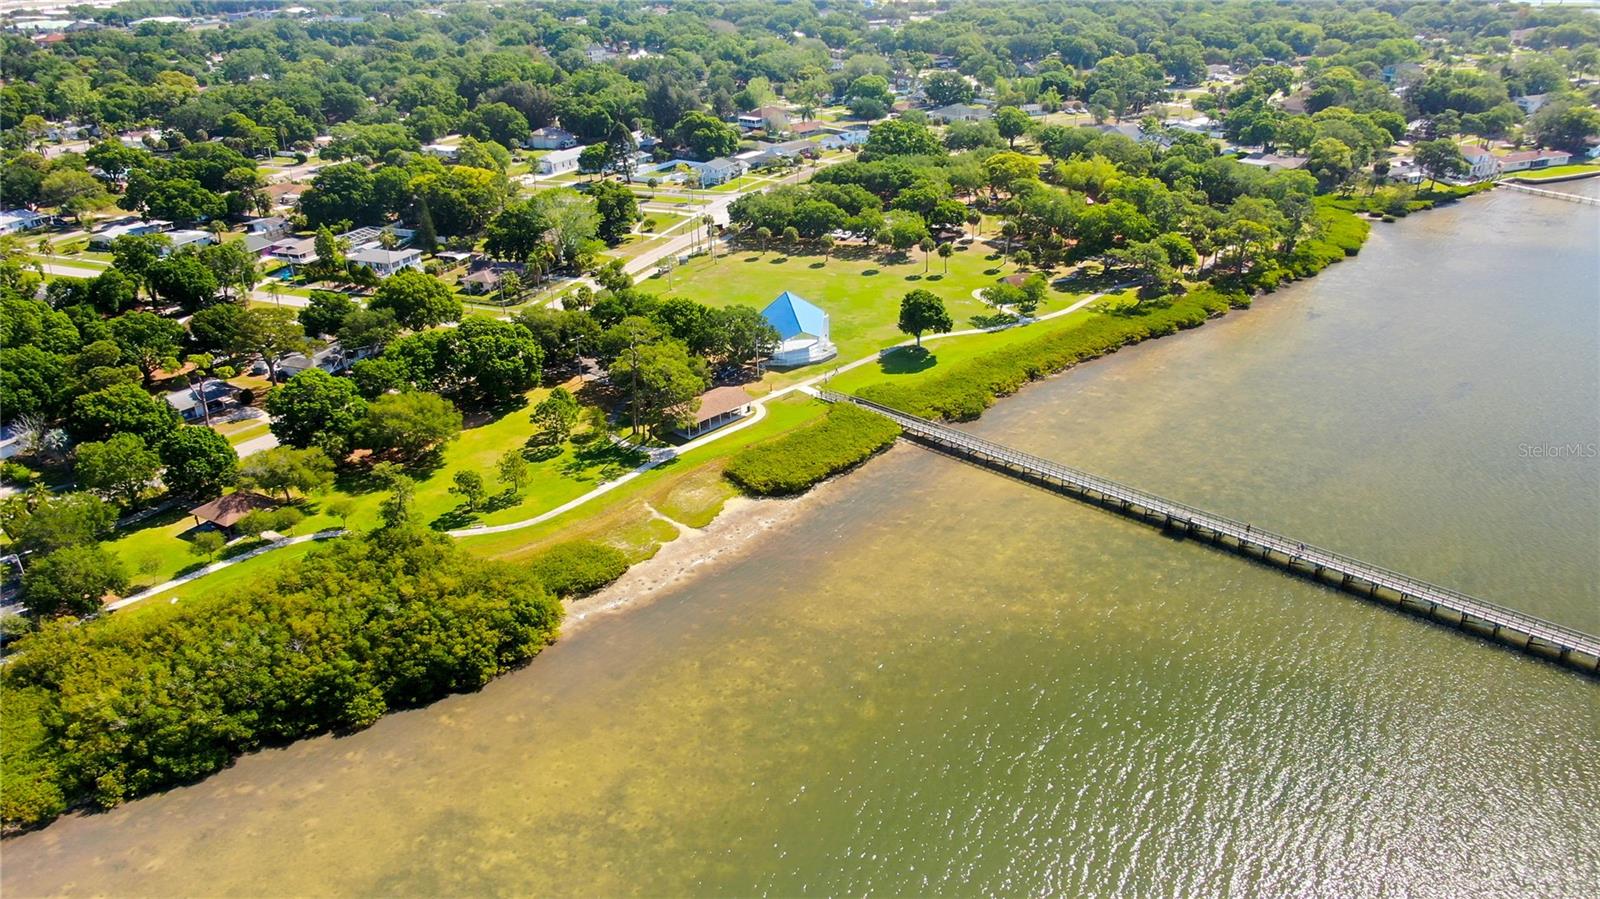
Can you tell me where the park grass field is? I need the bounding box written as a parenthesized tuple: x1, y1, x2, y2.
(652, 238, 1085, 378)
(824, 287, 1138, 395)
(102, 382, 648, 590)
(1508, 163, 1600, 181)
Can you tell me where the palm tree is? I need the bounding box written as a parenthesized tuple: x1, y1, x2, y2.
(818, 234, 835, 262)
(1000, 221, 1018, 258)
(756, 226, 772, 255)
(919, 237, 936, 273)
(937, 241, 953, 274)
(966, 208, 982, 238)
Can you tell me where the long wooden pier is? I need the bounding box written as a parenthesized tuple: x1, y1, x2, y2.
(1499, 181, 1600, 205)
(816, 390, 1600, 676)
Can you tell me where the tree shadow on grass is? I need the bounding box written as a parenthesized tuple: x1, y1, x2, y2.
(808, 261, 826, 269)
(430, 505, 477, 531)
(560, 440, 648, 483)
(862, 269, 880, 276)
(521, 441, 562, 462)
(877, 345, 938, 375)
(969, 312, 1017, 329)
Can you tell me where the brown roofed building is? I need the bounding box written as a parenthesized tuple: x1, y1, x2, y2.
(673, 386, 753, 439)
(190, 492, 279, 531)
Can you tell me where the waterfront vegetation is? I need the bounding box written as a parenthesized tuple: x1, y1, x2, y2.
(725, 403, 902, 495)
(860, 288, 1241, 421)
(1, 529, 561, 828)
(4, 0, 1599, 833)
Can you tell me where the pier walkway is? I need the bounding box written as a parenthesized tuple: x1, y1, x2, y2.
(817, 390, 1600, 676)
(1499, 181, 1600, 205)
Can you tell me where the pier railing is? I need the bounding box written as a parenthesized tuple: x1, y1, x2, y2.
(1498, 181, 1600, 206)
(817, 389, 1600, 675)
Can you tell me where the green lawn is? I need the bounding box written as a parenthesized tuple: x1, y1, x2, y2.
(824, 288, 1137, 396)
(104, 385, 649, 591)
(651, 240, 1085, 381)
(1508, 164, 1600, 181)
(456, 392, 828, 561)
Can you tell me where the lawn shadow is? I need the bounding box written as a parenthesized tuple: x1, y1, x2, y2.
(877, 345, 938, 375)
(430, 505, 477, 531)
(808, 262, 826, 269)
(862, 269, 880, 276)
(904, 274, 923, 281)
(559, 439, 649, 483)
(521, 441, 562, 462)
(969, 312, 1017, 329)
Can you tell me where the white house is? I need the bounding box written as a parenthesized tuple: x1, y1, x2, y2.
(690, 156, 745, 186)
(1460, 145, 1500, 180)
(165, 229, 218, 253)
(673, 386, 754, 439)
(537, 146, 586, 175)
(928, 103, 992, 123)
(526, 126, 579, 150)
(820, 125, 872, 150)
(266, 236, 319, 264)
(737, 106, 790, 132)
(349, 246, 423, 277)
(422, 143, 460, 162)
(0, 209, 50, 235)
(761, 291, 836, 367)
(88, 219, 173, 248)
(1514, 94, 1550, 115)
(1498, 148, 1572, 173)
(245, 216, 290, 235)
(277, 341, 376, 379)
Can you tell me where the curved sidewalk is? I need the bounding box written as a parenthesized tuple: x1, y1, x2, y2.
(107, 285, 1125, 611)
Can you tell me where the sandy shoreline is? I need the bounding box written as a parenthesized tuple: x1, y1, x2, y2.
(559, 467, 864, 637)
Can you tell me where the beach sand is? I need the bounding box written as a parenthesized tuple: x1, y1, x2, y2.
(558, 452, 895, 637)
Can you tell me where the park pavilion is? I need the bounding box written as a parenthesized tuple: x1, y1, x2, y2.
(761, 291, 837, 367)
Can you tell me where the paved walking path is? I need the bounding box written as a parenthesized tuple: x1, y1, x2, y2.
(106, 284, 1127, 612)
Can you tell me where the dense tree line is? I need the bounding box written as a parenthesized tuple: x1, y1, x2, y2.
(0, 527, 563, 828)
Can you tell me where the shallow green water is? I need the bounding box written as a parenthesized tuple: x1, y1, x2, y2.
(5, 189, 1597, 897)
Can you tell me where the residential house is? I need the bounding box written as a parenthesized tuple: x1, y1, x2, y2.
(348, 246, 423, 277)
(1513, 94, 1550, 115)
(820, 124, 872, 150)
(789, 120, 828, 136)
(1498, 148, 1572, 173)
(276, 341, 376, 379)
(538, 146, 586, 175)
(165, 229, 218, 253)
(928, 103, 992, 123)
(244, 216, 290, 235)
(88, 219, 173, 248)
(585, 43, 617, 64)
(737, 106, 791, 132)
(164, 379, 238, 422)
(526, 126, 579, 150)
(1460, 145, 1500, 181)
(690, 156, 746, 186)
(266, 236, 319, 265)
(422, 143, 460, 162)
(673, 386, 754, 439)
(0, 209, 50, 235)
(1236, 151, 1309, 171)
(458, 262, 525, 295)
